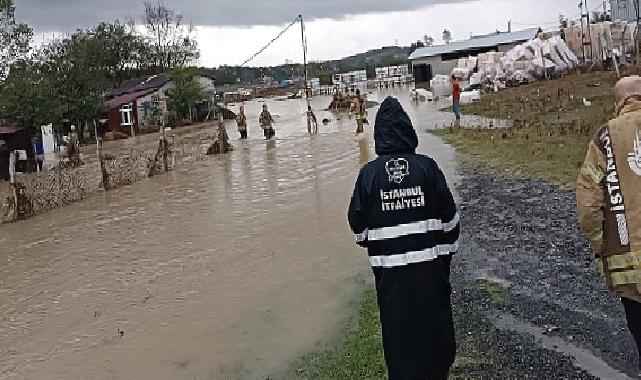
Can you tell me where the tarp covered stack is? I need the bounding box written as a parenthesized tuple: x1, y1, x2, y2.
(563, 21, 635, 60)
(485, 34, 577, 83)
(451, 56, 478, 79)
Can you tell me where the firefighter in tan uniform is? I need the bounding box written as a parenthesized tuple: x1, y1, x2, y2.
(350, 89, 367, 134)
(577, 76, 641, 371)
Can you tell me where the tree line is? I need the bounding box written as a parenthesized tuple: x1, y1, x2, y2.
(0, 0, 200, 136)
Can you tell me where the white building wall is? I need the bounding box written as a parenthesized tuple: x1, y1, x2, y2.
(375, 65, 410, 79)
(136, 82, 174, 131)
(411, 56, 458, 79)
(332, 70, 367, 86)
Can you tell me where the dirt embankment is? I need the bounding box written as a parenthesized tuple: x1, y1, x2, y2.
(0, 123, 221, 225)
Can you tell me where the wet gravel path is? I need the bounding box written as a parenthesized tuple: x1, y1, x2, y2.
(450, 160, 639, 379)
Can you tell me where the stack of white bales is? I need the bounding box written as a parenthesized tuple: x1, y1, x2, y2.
(448, 35, 579, 87)
(451, 56, 478, 79)
(500, 35, 578, 80)
(430, 74, 452, 97)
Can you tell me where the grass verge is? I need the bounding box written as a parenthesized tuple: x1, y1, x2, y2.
(290, 280, 498, 380)
(431, 71, 622, 188)
(292, 289, 387, 380)
(431, 127, 589, 188)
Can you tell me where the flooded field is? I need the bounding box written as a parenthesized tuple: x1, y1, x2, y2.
(0, 88, 458, 379)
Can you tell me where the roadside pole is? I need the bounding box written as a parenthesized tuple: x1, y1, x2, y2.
(300, 15, 313, 134)
(95, 119, 107, 190)
(540, 48, 549, 80)
(161, 119, 168, 173)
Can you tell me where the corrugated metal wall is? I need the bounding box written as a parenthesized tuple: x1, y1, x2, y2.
(611, 0, 638, 22)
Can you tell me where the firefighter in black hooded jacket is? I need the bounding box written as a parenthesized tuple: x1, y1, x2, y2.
(348, 97, 460, 380)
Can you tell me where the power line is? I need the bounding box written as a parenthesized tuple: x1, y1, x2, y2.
(240, 16, 302, 67)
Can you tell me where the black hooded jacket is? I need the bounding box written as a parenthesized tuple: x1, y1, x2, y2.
(348, 97, 459, 268)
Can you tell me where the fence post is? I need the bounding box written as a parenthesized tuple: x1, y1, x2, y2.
(161, 120, 168, 172)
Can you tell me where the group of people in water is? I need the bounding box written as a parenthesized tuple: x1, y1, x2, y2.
(234, 104, 276, 141)
(233, 88, 368, 140)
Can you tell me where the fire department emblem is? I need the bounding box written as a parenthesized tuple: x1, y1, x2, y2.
(386, 158, 410, 184)
(629, 131, 641, 177)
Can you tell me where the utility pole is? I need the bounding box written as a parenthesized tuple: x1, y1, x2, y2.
(634, 0, 641, 64)
(580, 0, 595, 62)
(300, 15, 313, 133)
(579, 1, 588, 63)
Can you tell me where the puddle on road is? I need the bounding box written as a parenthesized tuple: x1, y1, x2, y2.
(494, 314, 634, 380)
(0, 88, 458, 379)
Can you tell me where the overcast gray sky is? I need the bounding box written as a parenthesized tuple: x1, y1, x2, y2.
(18, 0, 583, 67)
(18, 0, 468, 30)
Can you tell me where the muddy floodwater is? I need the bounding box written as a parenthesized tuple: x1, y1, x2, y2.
(0, 88, 458, 379)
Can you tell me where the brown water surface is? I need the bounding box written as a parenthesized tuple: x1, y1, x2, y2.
(0, 88, 458, 379)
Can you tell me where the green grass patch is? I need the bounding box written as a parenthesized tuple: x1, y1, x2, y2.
(431, 127, 589, 188)
(429, 71, 622, 188)
(290, 286, 494, 380)
(472, 279, 508, 307)
(292, 288, 387, 380)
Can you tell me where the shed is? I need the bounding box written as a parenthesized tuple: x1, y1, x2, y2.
(409, 28, 538, 86)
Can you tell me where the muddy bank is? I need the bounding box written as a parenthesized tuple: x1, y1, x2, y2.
(454, 158, 639, 378)
(0, 123, 220, 224)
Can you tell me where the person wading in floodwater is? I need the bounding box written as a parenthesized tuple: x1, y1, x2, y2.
(350, 89, 366, 134)
(577, 76, 641, 374)
(307, 105, 318, 133)
(236, 105, 248, 140)
(259, 104, 275, 140)
(348, 97, 460, 380)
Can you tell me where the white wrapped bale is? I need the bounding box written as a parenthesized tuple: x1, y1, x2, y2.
(451, 67, 470, 79)
(430, 74, 452, 97)
(466, 56, 478, 70)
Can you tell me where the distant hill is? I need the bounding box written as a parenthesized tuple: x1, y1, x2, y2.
(203, 45, 414, 86)
(322, 46, 412, 70)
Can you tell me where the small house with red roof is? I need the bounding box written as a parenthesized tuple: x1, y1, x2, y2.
(104, 73, 216, 137)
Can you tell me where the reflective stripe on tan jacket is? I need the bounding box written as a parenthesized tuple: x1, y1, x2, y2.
(577, 100, 641, 303)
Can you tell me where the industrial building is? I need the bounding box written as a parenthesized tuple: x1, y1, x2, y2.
(610, 0, 638, 23)
(409, 28, 538, 86)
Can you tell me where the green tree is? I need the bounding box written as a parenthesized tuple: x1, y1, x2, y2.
(0, 0, 32, 79)
(167, 68, 204, 122)
(142, 2, 199, 71)
(442, 29, 452, 45)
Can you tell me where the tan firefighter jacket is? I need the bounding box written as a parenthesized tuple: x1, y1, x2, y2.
(577, 99, 641, 303)
(236, 113, 247, 131)
(259, 111, 274, 130)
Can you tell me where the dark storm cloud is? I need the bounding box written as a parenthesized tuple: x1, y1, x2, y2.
(16, 0, 463, 31)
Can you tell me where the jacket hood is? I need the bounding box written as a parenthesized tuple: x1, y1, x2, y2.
(615, 76, 641, 116)
(374, 97, 418, 155)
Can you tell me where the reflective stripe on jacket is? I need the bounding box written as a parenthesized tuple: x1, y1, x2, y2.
(577, 101, 641, 303)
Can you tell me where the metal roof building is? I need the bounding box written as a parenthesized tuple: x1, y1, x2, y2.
(410, 28, 538, 85)
(610, 0, 637, 23)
